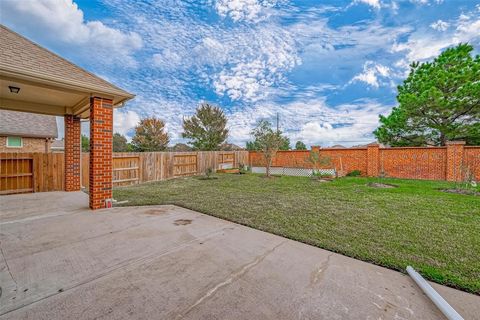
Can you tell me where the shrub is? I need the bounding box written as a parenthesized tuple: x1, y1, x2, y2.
(346, 170, 362, 177)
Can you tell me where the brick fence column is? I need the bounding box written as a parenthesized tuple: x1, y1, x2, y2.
(446, 141, 466, 182)
(64, 115, 81, 191)
(89, 97, 113, 210)
(366, 143, 380, 177)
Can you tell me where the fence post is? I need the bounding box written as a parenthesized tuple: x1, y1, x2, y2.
(367, 144, 380, 177)
(446, 141, 466, 182)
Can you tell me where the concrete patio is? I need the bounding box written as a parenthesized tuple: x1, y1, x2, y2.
(0, 192, 479, 320)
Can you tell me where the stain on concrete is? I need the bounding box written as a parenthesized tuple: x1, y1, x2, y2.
(143, 208, 169, 216)
(174, 219, 192, 226)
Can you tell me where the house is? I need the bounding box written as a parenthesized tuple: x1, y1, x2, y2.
(0, 24, 134, 209)
(51, 139, 65, 152)
(0, 109, 57, 152)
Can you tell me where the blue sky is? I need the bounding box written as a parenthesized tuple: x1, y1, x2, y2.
(2, 0, 479, 146)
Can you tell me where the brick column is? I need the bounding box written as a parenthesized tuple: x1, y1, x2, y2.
(446, 141, 466, 182)
(89, 97, 113, 210)
(366, 144, 380, 177)
(64, 115, 81, 191)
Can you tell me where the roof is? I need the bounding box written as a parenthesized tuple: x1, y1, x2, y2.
(0, 109, 58, 138)
(51, 139, 64, 149)
(0, 24, 133, 102)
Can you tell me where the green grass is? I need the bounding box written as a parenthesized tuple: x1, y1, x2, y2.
(114, 174, 480, 294)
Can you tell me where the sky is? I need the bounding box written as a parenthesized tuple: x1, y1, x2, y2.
(2, 0, 479, 147)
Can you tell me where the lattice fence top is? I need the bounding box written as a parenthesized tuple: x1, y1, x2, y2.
(251, 167, 336, 177)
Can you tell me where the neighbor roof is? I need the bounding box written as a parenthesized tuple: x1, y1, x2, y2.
(0, 110, 58, 138)
(0, 24, 133, 101)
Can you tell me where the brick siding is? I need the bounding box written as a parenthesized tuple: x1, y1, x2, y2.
(0, 136, 52, 152)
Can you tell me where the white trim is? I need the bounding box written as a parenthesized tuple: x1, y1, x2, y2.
(6, 136, 23, 148)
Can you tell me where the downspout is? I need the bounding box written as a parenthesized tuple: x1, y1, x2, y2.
(406, 266, 464, 320)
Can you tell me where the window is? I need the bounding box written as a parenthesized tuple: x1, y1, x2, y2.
(7, 136, 23, 148)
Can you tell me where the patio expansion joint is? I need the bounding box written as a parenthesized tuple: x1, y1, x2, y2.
(0, 224, 233, 317)
(175, 239, 287, 319)
(0, 244, 18, 293)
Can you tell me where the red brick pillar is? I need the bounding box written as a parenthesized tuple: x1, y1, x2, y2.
(64, 115, 81, 191)
(89, 97, 113, 210)
(311, 146, 320, 153)
(446, 141, 466, 182)
(367, 144, 380, 177)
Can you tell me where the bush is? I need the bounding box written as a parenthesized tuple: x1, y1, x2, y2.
(346, 170, 362, 177)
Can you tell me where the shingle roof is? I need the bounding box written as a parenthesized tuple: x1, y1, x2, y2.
(0, 24, 132, 98)
(0, 110, 58, 138)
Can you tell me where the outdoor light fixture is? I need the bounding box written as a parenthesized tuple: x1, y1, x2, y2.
(8, 86, 20, 94)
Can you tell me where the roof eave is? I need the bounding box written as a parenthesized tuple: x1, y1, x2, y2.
(0, 64, 135, 105)
(0, 132, 57, 139)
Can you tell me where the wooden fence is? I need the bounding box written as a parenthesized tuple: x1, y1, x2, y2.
(0, 151, 248, 194)
(0, 153, 64, 194)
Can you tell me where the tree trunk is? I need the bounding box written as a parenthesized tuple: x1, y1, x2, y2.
(440, 132, 447, 146)
(266, 159, 271, 177)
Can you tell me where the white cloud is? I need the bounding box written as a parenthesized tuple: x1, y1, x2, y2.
(113, 109, 140, 138)
(392, 8, 480, 64)
(1, 0, 142, 67)
(211, 26, 300, 102)
(430, 20, 449, 31)
(215, 0, 283, 22)
(352, 0, 381, 9)
(226, 97, 391, 146)
(350, 61, 391, 88)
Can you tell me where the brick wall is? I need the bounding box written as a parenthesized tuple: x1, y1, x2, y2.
(464, 147, 480, 181)
(0, 136, 52, 152)
(380, 147, 447, 180)
(89, 97, 113, 210)
(249, 142, 479, 181)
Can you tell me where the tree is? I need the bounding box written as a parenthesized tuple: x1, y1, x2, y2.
(246, 140, 260, 151)
(81, 134, 89, 152)
(279, 136, 291, 150)
(374, 43, 480, 146)
(182, 103, 228, 150)
(131, 117, 169, 152)
(113, 133, 129, 152)
(251, 120, 284, 177)
(169, 143, 192, 152)
(247, 131, 290, 151)
(295, 140, 307, 150)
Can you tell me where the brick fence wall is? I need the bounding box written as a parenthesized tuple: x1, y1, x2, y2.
(249, 142, 480, 182)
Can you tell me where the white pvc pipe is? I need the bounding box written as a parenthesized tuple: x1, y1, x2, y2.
(406, 266, 464, 320)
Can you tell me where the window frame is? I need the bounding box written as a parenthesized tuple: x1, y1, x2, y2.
(6, 136, 23, 148)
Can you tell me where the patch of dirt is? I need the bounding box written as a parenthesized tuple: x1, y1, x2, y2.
(260, 175, 281, 179)
(367, 182, 398, 188)
(198, 176, 218, 180)
(441, 189, 479, 196)
(143, 208, 169, 216)
(174, 219, 193, 226)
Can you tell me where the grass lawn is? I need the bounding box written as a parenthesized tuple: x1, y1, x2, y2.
(113, 174, 480, 294)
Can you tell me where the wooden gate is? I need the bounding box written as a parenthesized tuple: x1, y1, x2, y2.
(0, 153, 34, 195)
(113, 155, 140, 187)
(218, 152, 234, 169)
(173, 154, 197, 176)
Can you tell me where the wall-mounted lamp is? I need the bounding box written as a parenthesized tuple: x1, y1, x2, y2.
(9, 86, 20, 94)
